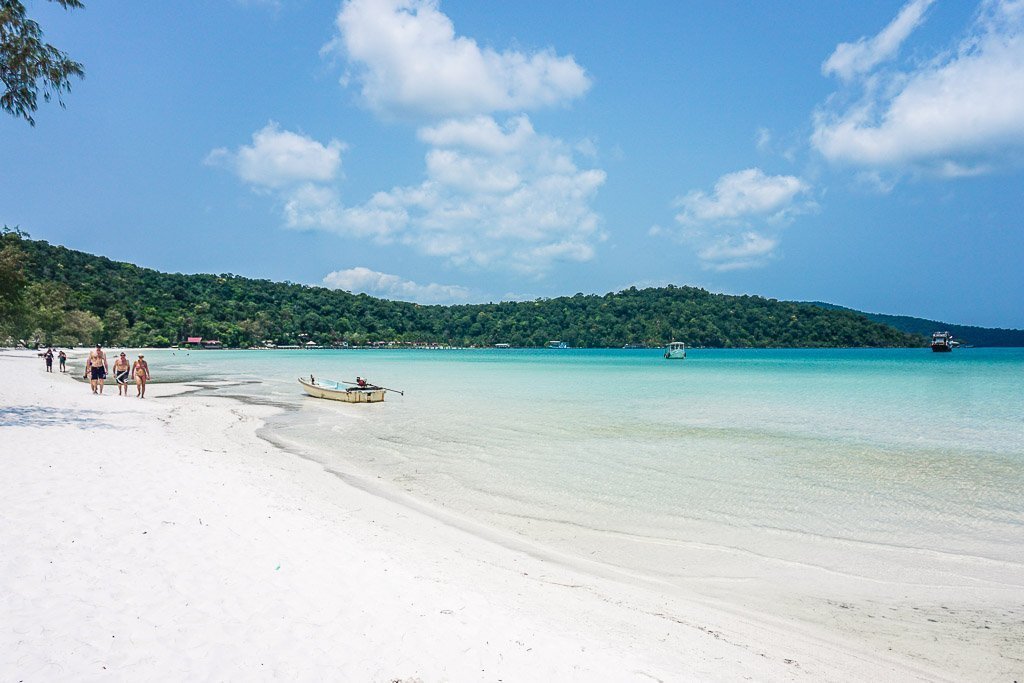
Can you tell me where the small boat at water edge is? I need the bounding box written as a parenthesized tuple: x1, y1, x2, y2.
(930, 331, 955, 352)
(298, 377, 387, 403)
(664, 341, 686, 359)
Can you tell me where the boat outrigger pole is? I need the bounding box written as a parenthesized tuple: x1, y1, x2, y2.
(340, 379, 404, 396)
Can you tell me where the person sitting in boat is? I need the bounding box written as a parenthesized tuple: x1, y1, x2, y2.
(356, 376, 368, 388)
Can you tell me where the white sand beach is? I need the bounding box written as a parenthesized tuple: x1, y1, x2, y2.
(0, 351, 995, 681)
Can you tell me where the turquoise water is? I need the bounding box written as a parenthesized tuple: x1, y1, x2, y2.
(148, 347, 1024, 591)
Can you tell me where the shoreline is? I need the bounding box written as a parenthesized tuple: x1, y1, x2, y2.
(0, 351, 980, 680)
(8, 344, 955, 354)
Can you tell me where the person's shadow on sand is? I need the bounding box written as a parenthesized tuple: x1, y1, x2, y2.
(0, 406, 115, 429)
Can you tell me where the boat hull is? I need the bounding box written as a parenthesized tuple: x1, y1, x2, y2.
(298, 379, 385, 403)
(930, 331, 955, 352)
(664, 342, 686, 360)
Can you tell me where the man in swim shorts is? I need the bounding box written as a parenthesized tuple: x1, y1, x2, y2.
(87, 344, 108, 394)
(112, 352, 131, 396)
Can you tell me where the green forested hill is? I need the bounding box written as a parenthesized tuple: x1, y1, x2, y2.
(1, 232, 924, 348)
(808, 302, 1024, 347)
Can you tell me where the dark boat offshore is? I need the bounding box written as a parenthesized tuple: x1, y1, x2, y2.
(930, 331, 955, 352)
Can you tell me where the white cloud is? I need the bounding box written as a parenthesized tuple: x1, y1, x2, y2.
(670, 168, 813, 271)
(214, 117, 606, 275)
(322, 266, 471, 304)
(418, 115, 536, 154)
(212, 4, 603, 277)
(327, 0, 590, 117)
(425, 148, 522, 193)
(936, 160, 994, 178)
(282, 184, 408, 240)
(675, 168, 810, 225)
(854, 170, 899, 194)
(697, 233, 780, 272)
(813, 0, 1024, 174)
(298, 115, 604, 273)
(823, 0, 936, 81)
(574, 137, 599, 159)
(205, 122, 344, 189)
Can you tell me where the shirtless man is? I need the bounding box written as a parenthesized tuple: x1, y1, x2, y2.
(88, 344, 108, 394)
(112, 352, 131, 396)
(132, 354, 150, 398)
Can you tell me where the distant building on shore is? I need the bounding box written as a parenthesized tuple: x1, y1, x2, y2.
(182, 336, 223, 349)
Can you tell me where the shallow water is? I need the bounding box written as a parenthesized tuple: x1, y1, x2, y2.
(88, 346, 1022, 675)
(141, 347, 1024, 585)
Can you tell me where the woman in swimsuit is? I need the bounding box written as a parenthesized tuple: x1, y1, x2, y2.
(132, 354, 150, 398)
(113, 352, 131, 396)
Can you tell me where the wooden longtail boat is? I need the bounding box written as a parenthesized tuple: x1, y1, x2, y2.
(298, 377, 386, 403)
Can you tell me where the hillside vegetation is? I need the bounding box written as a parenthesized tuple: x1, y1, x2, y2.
(809, 302, 1024, 347)
(1, 232, 924, 348)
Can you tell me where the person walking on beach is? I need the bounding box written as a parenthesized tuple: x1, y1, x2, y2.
(87, 344, 108, 394)
(132, 354, 150, 398)
(43, 347, 54, 373)
(112, 352, 131, 396)
(58, 350, 66, 372)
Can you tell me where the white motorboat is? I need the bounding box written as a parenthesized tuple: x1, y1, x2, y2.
(664, 341, 686, 360)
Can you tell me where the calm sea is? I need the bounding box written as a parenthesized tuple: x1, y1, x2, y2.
(142, 347, 1024, 606)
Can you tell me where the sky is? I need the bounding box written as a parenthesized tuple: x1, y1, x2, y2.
(2, 0, 1023, 327)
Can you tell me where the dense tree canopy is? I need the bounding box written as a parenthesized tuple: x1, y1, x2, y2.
(810, 302, 1024, 347)
(0, 233, 931, 349)
(0, 0, 84, 126)
(0, 227, 29, 337)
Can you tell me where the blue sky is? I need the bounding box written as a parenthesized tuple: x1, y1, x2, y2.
(2, 0, 1023, 327)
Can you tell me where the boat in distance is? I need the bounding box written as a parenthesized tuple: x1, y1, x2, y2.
(664, 341, 687, 359)
(298, 377, 386, 403)
(930, 331, 955, 352)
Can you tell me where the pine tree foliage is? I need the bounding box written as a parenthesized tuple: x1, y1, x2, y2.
(0, 0, 84, 126)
